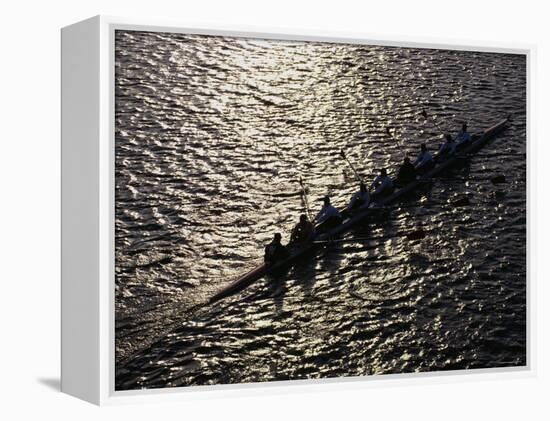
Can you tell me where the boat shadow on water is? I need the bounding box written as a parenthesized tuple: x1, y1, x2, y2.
(241, 237, 350, 314)
(246, 246, 321, 308)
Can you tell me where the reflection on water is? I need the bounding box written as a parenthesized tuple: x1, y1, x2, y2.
(114, 30, 526, 390)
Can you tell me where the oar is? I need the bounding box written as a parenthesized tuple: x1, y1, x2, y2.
(314, 228, 426, 245)
(385, 127, 406, 154)
(299, 176, 312, 221)
(339, 149, 363, 182)
(421, 109, 444, 134)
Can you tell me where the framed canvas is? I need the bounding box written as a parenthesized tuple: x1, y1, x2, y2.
(61, 15, 532, 405)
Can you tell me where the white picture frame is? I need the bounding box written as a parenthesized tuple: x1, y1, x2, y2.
(61, 15, 533, 405)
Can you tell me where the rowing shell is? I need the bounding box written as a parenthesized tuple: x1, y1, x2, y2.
(209, 117, 509, 303)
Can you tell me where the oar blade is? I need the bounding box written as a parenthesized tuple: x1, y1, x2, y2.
(491, 175, 506, 185)
(406, 228, 426, 241)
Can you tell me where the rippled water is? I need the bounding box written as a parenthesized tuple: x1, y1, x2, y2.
(114, 30, 526, 390)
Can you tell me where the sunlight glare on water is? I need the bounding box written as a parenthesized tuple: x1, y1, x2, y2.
(114, 30, 526, 390)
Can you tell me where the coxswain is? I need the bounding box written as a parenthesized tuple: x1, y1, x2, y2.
(396, 156, 416, 186)
(314, 196, 343, 230)
(438, 134, 457, 159)
(264, 233, 289, 265)
(290, 214, 315, 245)
(347, 182, 371, 212)
(413, 143, 434, 173)
(370, 168, 394, 199)
(455, 122, 472, 148)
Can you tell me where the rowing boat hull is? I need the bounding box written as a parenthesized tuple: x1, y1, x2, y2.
(209, 117, 509, 303)
(320, 117, 509, 239)
(208, 245, 315, 302)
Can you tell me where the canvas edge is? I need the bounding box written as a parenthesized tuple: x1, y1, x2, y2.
(61, 15, 102, 405)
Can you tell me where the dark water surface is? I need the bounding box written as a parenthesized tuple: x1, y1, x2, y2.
(114, 30, 526, 390)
